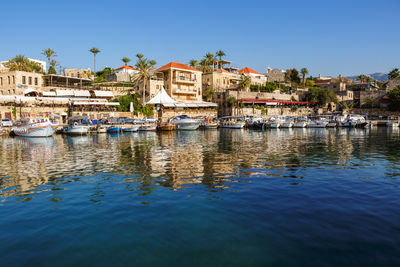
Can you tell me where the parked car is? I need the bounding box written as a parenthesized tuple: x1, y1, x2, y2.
(1, 119, 13, 127)
(144, 117, 157, 123)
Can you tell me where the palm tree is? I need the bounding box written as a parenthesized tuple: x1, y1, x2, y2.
(204, 52, 217, 70)
(48, 59, 59, 74)
(122, 57, 131, 66)
(199, 58, 210, 72)
(3, 55, 42, 72)
(239, 74, 251, 91)
(300, 68, 309, 88)
(189, 59, 199, 69)
(215, 50, 226, 68)
(388, 68, 400, 80)
(131, 53, 157, 104)
(41, 48, 56, 72)
(89, 47, 100, 74)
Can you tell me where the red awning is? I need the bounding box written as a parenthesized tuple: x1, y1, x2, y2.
(238, 98, 315, 105)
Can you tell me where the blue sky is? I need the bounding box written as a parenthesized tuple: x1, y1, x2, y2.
(1, 0, 399, 76)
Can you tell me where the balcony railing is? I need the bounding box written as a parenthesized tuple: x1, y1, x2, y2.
(173, 89, 197, 95)
(173, 76, 196, 84)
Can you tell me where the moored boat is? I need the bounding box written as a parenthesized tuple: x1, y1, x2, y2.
(12, 117, 56, 137)
(170, 115, 200, 130)
(122, 126, 140, 132)
(157, 123, 175, 131)
(63, 116, 90, 135)
(219, 116, 245, 129)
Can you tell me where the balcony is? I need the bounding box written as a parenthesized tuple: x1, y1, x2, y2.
(173, 89, 197, 95)
(173, 76, 196, 84)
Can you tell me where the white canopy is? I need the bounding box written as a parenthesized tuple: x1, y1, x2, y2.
(146, 87, 177, 105)
(73, 90, 91, 97)
(24, 88, 37, 95)
(93, 90, 114, 98)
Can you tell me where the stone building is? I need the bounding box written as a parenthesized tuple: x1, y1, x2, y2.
(0, 70, 43, 95)
(155, 62, 202, 102)
(265, 67, 285, 82)
(64, 68, 93, 80)
(202, 68, 240, 93)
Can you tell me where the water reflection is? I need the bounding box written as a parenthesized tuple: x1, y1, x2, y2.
(1, 128, 400, 199)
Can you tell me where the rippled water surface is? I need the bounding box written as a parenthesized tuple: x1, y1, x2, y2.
(1, 128, 400, 266)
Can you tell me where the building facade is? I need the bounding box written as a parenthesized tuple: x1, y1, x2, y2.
(156, 62, 202, 102)
(0, 70, 43, 95)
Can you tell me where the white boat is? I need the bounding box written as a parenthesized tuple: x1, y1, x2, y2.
(219, 116, 246, 129)
(280, 117, 294, 128)
(293, 117, 308, 128)
(138, 124, 157, 131)
(123, 126, 139, 132)
(63, 116, 89, 135)
(267, 116, 285, 128)
(12, 117, 56, 137)
(170, 115, 200, 130)
(386, 121, 399, 127)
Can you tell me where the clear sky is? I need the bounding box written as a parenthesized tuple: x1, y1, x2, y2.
(1, 0, 399, 76)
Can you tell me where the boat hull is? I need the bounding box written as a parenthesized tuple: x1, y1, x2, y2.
(221, 123, 245, 129)
(107, 127, 121, 133)
(293, 122, 307, 128)
(122, 126, 139, 132)
(64, 126, 89, 135)
(13, 124, 56, 137)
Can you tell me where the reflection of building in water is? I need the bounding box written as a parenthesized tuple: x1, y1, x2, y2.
(0, 128, 378, 198)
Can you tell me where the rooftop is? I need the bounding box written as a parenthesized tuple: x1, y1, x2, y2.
(239, 67, 263, 75)
(156, 62, 201, 72)
(115, 65, 138, 71)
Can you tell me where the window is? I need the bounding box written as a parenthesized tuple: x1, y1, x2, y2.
(34, 78, 38, 85)
(22, 76, 26, 84)
(0, 77, 2, 85)
(29, 77, 32, 85)
(12, 76, 15, 84)
(8, 76, 10, 84)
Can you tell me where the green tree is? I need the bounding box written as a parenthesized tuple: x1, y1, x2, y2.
(95, 67, 114, 82)
(305, 87, 338, 105)
(388, 68, 399, 80)
(41, 48, 56, 72)
(89, 47, 100, 74)
(3, 55, 42, 72)
(203, 88, 215, 101)
(189, 59, 199, 69)
(131, 53, 157, 104)
(239, 74, 251, 91)
(285, 68, 301, 85)
(204, 52, 217, 70)
(300, 67, 309, 88)
(388, 86, 400, 111)
(357, 74, 372, 83)
(48, 59, 58, 74)
(122, 57, 131, 65)
(215, 50, 226, 68)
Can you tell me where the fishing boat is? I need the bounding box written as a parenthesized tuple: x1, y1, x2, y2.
(96, 125, 108, 133)
(11, 116, 56, 137)
(170, 115, 200, 130)
(63, 116, 90, 135)
(219, 116, 245, 129)
(199, 117, 219, 129)
(107, 126, 122, 133)
(157, 122, 175, 131)
(308, 116, 328, 128)
(139, 124, 157, 131)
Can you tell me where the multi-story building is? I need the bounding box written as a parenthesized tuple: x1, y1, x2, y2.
(155, 62, 202, 102)
(202, 68, 240, 93)
(238, 67, 267, 86)
(0, 70, 43, 95)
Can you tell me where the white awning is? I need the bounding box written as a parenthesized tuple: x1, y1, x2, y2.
(146, 87, 177, 105)
(56, 89, 74, 96)
(162, 103, 176, 107)
(42, 91, 56, 97)
(37, 97, 70, 103)
(93, 90, 114, 97)
(72, 101, 120, 106)
(73, 90, 91, 97)
(185, 103, 199, 107)
(175, 103, 187, 107)
(24, 88, 37, 95)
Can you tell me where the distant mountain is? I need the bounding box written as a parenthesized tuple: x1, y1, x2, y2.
(346, 72, 388, 82)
